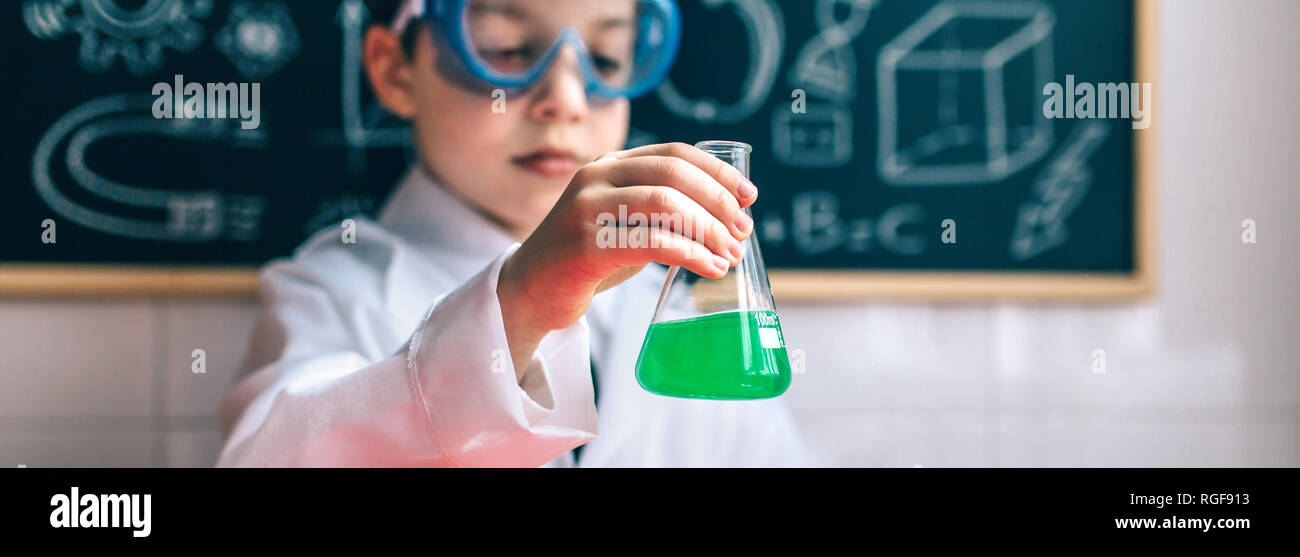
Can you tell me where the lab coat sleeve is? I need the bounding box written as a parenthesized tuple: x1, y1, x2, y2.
(216, 243, 597, 467)
(406, 244, 599, 467)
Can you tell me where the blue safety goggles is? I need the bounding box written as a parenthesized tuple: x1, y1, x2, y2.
(392, 0, 681, 99)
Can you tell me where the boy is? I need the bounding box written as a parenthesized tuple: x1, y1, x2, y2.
(217, 0, 819, 467)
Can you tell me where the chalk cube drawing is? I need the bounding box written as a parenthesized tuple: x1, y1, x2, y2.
(877, 1, 1055, 186)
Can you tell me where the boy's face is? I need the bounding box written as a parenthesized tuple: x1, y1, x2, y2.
(405, 0, 636, 238)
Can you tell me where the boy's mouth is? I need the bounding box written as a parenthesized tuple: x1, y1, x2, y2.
(511, 147, 582, 180)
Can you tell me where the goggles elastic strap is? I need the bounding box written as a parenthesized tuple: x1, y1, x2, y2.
(391, 0, 424, 34)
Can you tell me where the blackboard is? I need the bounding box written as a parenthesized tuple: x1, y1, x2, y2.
(3, 0, 412, 295)
(630, 0, 1155, 299)
(2, 0, 1154, 299)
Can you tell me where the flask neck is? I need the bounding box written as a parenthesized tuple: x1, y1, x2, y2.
(695, 140, 752, 178)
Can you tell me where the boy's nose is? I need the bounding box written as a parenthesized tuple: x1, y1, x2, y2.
(526, 47, 590, 124)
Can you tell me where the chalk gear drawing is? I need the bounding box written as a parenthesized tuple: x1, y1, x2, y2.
(23, 0, 213, 76)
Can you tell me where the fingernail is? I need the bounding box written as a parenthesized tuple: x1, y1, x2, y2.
(728, 238, 745, 260)
(734, 211, 752, 234)
(737, 180, 757, 200)
(728, 236, 748, 258)
(713, 254, 731, 272)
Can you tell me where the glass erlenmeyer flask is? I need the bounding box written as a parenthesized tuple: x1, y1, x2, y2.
(634, 140, 791, 400)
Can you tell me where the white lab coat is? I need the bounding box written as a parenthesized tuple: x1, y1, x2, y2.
(216, 166, 821, 467)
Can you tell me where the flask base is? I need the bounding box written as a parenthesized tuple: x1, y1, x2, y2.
(634, 310, 792, 400)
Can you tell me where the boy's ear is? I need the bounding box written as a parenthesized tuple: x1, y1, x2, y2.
(363, 25, 417, 119)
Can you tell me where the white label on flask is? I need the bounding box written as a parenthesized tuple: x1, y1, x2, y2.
(758, 327, 783, 349)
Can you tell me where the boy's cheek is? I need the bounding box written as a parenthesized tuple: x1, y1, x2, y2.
(586, 100, 632, 154)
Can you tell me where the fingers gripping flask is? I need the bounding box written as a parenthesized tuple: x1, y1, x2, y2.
(634, 141, 792, 400)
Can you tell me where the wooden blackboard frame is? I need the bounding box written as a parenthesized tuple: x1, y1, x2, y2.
(2, 0, 1157, 300)
(0, 265, 258, 297)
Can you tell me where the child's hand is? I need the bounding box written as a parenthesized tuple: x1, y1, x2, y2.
(495, 143, 757, 380)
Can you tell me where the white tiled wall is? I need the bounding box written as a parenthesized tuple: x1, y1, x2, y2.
(1, 0, 1296, 467)
(0, 299, 259, 467)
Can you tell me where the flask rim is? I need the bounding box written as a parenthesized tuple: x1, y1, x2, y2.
(694, 140, 752, 156)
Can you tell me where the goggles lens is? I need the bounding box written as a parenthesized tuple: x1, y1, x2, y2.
(459, 0, 678, 96)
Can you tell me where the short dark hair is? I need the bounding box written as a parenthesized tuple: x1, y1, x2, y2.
(364, 0, 422, 57)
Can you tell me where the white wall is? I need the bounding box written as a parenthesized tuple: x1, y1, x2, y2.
(1, 0, 1296, 467)
(0, 300, 256, 466)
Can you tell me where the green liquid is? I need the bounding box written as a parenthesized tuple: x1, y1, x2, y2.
(635, 310, 791, 400)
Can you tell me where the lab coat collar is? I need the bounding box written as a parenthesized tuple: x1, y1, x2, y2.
(378, 164, 519, 261)
(376, 165, 522, 328)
